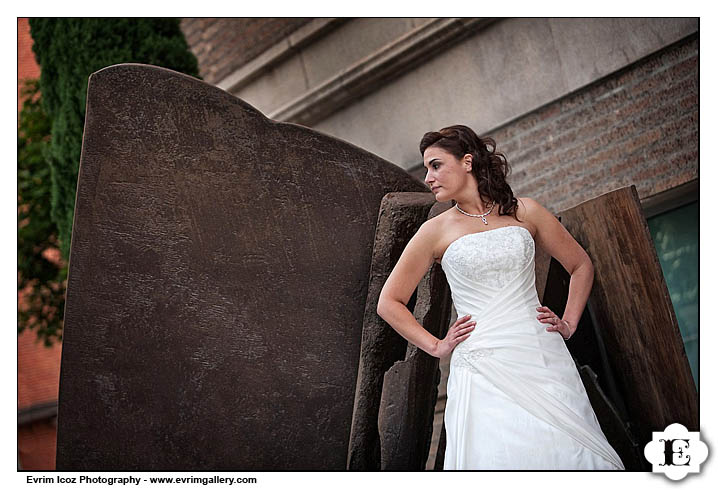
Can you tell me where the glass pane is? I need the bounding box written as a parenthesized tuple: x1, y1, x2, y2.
(647, 201, 698, 389)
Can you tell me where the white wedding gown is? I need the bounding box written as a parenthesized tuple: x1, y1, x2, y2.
(441, 225, 624, 470)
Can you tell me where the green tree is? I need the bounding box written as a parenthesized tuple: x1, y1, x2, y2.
(18, 79, 65, 345)
(29, 18, 200, 262)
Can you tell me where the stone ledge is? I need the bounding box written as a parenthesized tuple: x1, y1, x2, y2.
(216, 18, 345, 93)
(268, 18, 495, 125)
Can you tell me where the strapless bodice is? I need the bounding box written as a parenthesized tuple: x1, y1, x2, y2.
(442, 225, 535, 290)
(440, 226, 541, 336)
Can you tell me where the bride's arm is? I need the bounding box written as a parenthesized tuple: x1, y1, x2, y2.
(377, 221, 475, 358)
(520, 197, 595, 338)
(377, 222, 441, 356)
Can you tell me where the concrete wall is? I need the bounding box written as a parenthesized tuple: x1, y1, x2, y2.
(185, 18, 697, 173)
(314, 18, 696, 169)
(180, 18, 312, 85)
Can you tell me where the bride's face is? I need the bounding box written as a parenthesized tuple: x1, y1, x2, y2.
(423, 146, 471, 202)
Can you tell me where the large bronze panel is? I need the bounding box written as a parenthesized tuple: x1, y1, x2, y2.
(56, 64, 427, 470)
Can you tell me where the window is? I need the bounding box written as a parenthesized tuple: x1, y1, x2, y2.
(644, 184, 698, 389)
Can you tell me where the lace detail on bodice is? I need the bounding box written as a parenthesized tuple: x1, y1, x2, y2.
(442, 226, 534, 289)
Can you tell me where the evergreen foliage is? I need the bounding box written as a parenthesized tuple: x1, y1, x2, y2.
(18, 79, 65, 345)
(29, 18, 200, 261)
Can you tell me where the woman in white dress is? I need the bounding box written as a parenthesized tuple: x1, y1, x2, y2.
(376, 125, 624, 470)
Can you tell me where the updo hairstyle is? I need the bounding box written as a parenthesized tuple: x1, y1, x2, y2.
(419, 124, 518, 219)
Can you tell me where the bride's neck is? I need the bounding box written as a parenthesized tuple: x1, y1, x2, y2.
(455, 196, 493, 215)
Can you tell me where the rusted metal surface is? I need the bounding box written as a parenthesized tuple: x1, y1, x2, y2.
(57, 63, 427, 470)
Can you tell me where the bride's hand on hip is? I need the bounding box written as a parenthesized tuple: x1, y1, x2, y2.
(434, 315, 476, 358)
(537, 305, 575, 340)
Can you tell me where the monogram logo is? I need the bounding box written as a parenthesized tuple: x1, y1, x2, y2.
(644, 423, 708, 480)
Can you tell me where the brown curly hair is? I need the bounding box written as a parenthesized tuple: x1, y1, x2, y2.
(419, 124, 519, 219)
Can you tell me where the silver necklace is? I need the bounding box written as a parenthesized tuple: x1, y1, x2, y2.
(455, 201, 495, 225)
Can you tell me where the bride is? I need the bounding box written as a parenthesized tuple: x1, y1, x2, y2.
(376, 125, 624, 470)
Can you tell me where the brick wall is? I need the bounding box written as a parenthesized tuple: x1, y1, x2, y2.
(17, 17, 63, 471)
(410, 34, 698, 214)
(180, 18, 312, 86)
(18, 420, 57, 470)
(495, 34, 698, 213)
(18, 18, 40, 112)
(17, 330, 62, 409)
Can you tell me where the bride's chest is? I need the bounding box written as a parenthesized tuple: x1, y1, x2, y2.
(442, 226, 535, 288)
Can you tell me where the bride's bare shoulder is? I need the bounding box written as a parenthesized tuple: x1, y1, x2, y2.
(415, 211, 443, 239)
(410, 207, 454, 258)
(516, 197, 544, 234)
(517, 196, 539, 211)
(420, 206, 455, 235)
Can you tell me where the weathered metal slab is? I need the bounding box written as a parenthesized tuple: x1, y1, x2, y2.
(57, 63, 427, 470)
